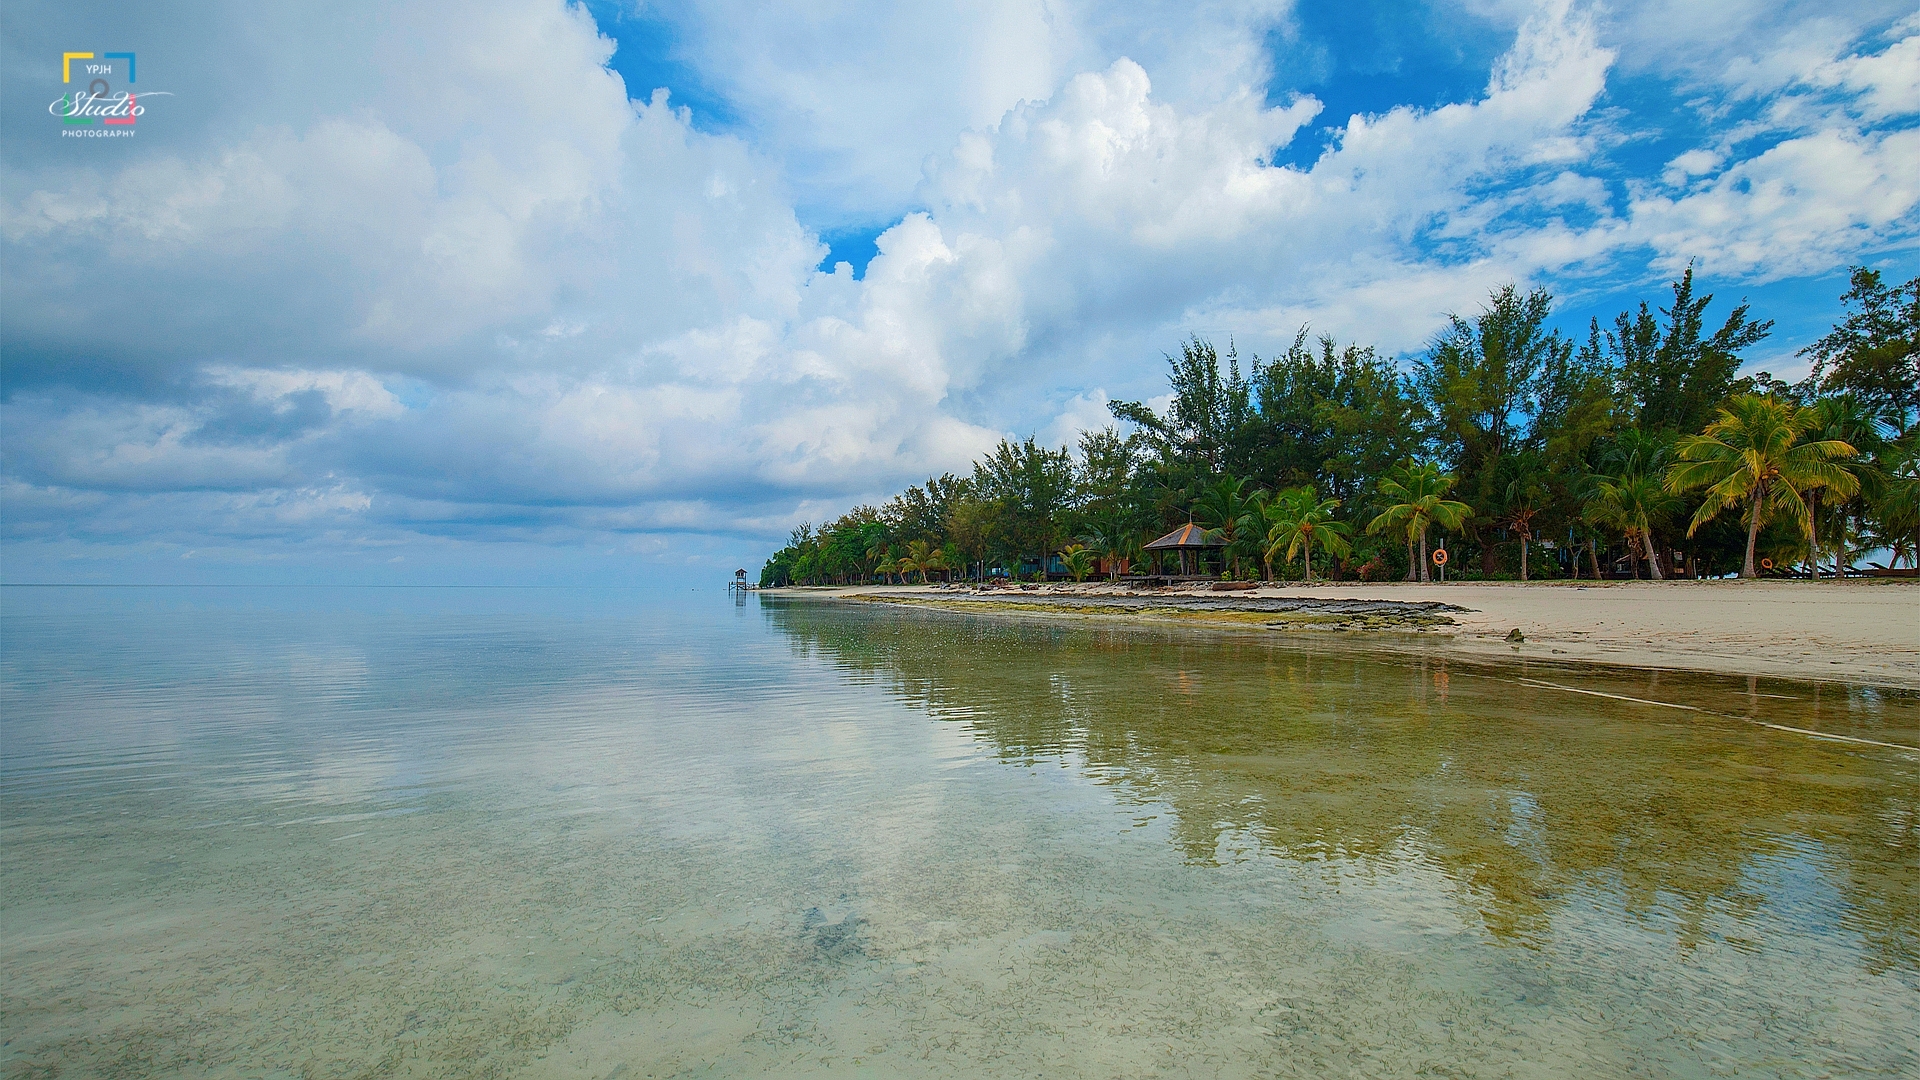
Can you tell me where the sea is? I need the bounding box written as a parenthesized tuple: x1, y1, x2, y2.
(2, 585, 1916, 1078)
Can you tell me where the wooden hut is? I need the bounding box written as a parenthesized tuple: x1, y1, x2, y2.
(1142, 523, 1225, 577)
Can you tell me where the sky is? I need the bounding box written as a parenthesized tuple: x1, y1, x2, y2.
(2, 0, 1916, 585)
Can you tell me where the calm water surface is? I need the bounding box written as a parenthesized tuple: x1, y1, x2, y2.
(2, 586, 1916, 1078)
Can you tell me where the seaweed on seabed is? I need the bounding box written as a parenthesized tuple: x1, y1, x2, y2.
(801, 905, 868, 963)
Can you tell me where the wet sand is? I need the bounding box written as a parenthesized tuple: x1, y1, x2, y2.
(781, 579, 1920, 689)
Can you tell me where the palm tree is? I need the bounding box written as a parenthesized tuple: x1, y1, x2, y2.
(897, 539, 947, 583)
(1667, 395, 1860, 578)
(875, 557, 901, 584)
(864, 537, 891, 583)
(1264, 486, 1353, 583)
(1258, 488, 1293, 581)
(1059, 544, 1096, 582)
(1192, 475, 1263, 578)
(891, 551, 921, 583)
(893, 541, 924, 584)
(1584, 471, 1677, 579)
(1874, 430, 1920, 567)
(1367, 462, 1472, 582)
(1084, 513, 1135, 581)
(1582, 428, 1678, 578)
(1502, 455, 1550, 581)
(1801, 396, 1883, 577)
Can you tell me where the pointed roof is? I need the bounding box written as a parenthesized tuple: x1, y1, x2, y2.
(1143, 523, 1225, 550)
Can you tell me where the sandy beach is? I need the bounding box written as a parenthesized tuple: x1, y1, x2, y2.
(771, 579, 1920, 689)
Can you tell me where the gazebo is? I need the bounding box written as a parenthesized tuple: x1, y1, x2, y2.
(1142, 523, 1225, 577)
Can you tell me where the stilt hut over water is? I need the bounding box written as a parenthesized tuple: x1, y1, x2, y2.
(1143, 523, 1225, 577)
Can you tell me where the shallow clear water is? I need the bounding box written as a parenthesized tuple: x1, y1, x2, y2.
(2, 586, 1916, 1079)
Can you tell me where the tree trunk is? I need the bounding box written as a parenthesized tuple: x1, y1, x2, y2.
(1305, 533, 1315, 584)
(1808, 498, 1820, 578)
(1628, 539, 1640, 579)
(1643, 530, 1663, 580)
(1405, 537, 1417, 581)
(1520, 532, 1529, 582)
(1588, 542, 1602, 579)
(1419, 528, 1431, 583)
(1741, 491, 1763, 578)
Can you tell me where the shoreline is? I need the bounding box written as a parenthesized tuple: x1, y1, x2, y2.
(761, 579, 1920, 690)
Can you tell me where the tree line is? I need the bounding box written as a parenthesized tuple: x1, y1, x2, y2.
(760, 265, 1919, 587)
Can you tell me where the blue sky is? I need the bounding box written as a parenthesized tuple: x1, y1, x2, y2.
(2, 0, 1917, 584)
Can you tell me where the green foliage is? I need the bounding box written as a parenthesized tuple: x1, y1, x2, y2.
(1413, 284, 1570, 574)
(1800, 268, 1919, 434)
(1247, 329, 1422, 504)
(1871, 431, 1920, 568)
(973, 436, 1076, 571)
(1059, 544, 1096, 582)
(1499, 452, 1552, 581)
(758, 264, 1912, 586)
(1367, 462, 1471, 582)
(1669, 395, 1861, 577)
(1082, 510, 1138, 581)
(1585, 469, 1679, 580)
(1109, 337, 1254, 473)
(945, 495, 1001, 582)
(884, 475, 967, 544)
(1608, 264, 1773, 435)
(1263, 486, 1352, 583)
(1191, 474, 1263, 577)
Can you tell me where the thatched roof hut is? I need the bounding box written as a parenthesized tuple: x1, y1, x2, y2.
(1143, 523, 1224, 576)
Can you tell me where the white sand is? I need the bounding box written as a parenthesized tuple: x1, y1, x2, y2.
(1272, 579, 1920, 688)
(790, 580, 1920, 688)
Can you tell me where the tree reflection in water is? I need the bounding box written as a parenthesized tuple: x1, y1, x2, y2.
(763, 598, 1919, 974)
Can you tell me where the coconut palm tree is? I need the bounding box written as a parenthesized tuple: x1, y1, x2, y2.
(1801, 395, 1884, 577)
(875, 557, 901, 584)
(898, 539, 948, 583)
(1667, 395, 1860, 578)
(1584, 471, 1678, 579)
(895, 541, 927, 584)
(864, 537, 891, 583)
(1501, 454, 1551, 581)
(1192, 475, 1263, 578)
(1084, 512, 1135, 581)
(1059, 544, 1096, 582)
(1236, 489, 1274, 579)
(891, 552, 921, 583)
(1581, 428, 1679, 578)
(1264, 486, 1353, 583)
(1257, 488, 1294, 581)
(1367, 462, 1472, 582)
(1873, 430, 1920, 567)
